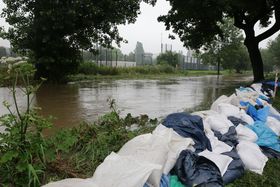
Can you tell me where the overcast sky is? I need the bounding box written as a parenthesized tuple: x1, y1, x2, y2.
(0, 0, 279, 55)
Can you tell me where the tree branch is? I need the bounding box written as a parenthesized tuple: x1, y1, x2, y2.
(256, 8, 280, 42)
(233, 13, 246, 29)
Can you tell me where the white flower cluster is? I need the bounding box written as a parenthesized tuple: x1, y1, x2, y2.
(0, 56, 28, 67)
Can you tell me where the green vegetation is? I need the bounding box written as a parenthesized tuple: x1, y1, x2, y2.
(157, 51, 180, 67)
(0, 0, 155, 82)
(199, 18, 251, 74)
(159, 0, 280, 82)
(262, 34, 280, 73)
(66, 61, 233, 82)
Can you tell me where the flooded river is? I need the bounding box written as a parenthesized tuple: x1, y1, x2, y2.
(0, 75, 252, 131)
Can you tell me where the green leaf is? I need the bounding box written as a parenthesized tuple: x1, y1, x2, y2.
(0, 151, 19, 164)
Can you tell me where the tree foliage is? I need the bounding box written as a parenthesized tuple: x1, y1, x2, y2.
(0, 0, 155, 82)
(159, 0, 280, 82)
(261, 34, 280, 72)
(157, 51, 179, 67)
(200, 18, 250, 73)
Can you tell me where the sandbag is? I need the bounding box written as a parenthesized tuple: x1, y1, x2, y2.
(235, 124, 258, 142)
(238, 110, 255, 125)
(173, 150, 223, 187)
(162, 112, 212, 153)
(267, 116, 280, 136)
(153, 124, 195, 174)
(247, 121, 280, 152)
(144, 174, 170, 187)
(118, 133, 169, 187)
(217, 103, 241, 117)
(211, 95, 232, 112)
(43, 179, 98, 187)
(205, 130, 233, 154)
(221, 149, 245, 185)
(198, 150, 233, 176)
(205, 114, 234, 134)
(236, 141, 268, 175)
(192, 110, 219, 120)
(92, 152, 161, 187)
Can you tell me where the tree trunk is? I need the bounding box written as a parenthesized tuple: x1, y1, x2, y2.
(244, 31, 264, 83)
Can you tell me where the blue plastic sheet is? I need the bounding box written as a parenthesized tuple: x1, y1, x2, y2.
(162, 112, 212, 153)
(240, 101, 269, 122)
(247, 121, 280, 152)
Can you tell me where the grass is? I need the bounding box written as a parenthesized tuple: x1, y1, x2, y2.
(67, 62, 235, 82)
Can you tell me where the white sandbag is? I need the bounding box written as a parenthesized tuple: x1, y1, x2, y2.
(199, 150, 233, 176)
(236, 124, 258, 142)
(211, 95, 232, 112)
(229, 94, 241, 107)
(92, 152, 161, 187)
(238, 110, 254, 125)
(43, 179, 98, 187)
(118, 133, 169, 187)
(206, 133, 233, 154)
(235, 88, 259, 100)
(251, 84, 268, 99)
(153, 124, 195, 174)
(192, 110, 219, 120)
(236, 141, 268, 175)
(217, 103, 241, 117)
(268, 104, 280, 117)
(205, 114, 234, 134)
(267, 116, 280, 136)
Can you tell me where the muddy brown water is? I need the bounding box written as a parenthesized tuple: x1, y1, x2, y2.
(0, 75, 252, 133)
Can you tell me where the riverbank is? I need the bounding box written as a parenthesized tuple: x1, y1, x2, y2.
(45, 88, 280, 187)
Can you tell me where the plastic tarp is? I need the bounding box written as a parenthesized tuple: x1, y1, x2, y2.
(236, 141, 268, 174)
(162, 112, 212, 153)
(198, 150, 233, 176)
(173, 150, 223, 187)
(247, 121, 280, 152)
(153, 124, 195, 175)
(221, 149, 245, 185)
(170, 175, 184, 187)
(235, 124, 258, 142)
(227, 116, 248, 126)
(260, 146, 280, 159)
(213, 126, 239, 147)
(43, 179, 98, 187)
(247, 103, 269, 123)
(118, 133, 169, 187)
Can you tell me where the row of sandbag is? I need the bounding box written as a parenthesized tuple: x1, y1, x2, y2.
(44, 84, 280, 187)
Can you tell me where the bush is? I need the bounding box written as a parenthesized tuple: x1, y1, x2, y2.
(0, 63, 51, 186)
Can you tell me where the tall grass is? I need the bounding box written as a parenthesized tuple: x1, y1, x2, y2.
(78, 61, 179, 76)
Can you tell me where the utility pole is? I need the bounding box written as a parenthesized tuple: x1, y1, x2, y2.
(161, 33, 163, 54)
(116, 50, 118, 67)
(105, 49, 108, 66)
